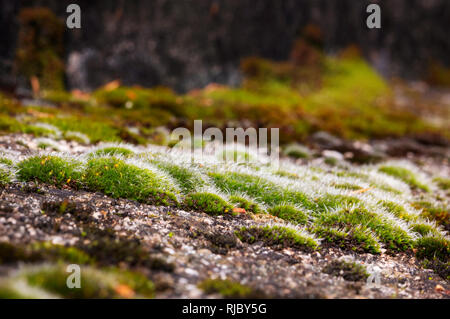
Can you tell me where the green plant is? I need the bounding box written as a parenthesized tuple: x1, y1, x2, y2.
(379, 166, 429, 192)
(84, 157, 177, 205)
(322, 259, 369, 282)
(268, 205, 308, 225)
(198, 279, 263, 298)
(17, 156, 82, 187)
(236, 225, 318, 251)
(183, 193, 232, 215)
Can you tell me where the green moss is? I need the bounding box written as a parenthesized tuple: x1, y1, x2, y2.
(92, 146, 134, 158)
(24, 265, 154, 298)
(283, 143, 311, 159)
(199, 279, 263, 298)
(323, 259, 369, 282)
(0, 241, 93, 265)
(152, 160, 205, 194)
(415, 236, 449, 261)
(0, 114, 22, 133)
(85, 157, 177, 205)
(413, 201, 449, 230)
(209, 171, 313, 209)
(229, 195, 262, 214)
(411, 223, 441, 237)
(268, 205, 308, 225)
(317, 207, 412, 251)
(0, 158, 13, 166)
(183, 193, 232, 215)
(15, 8, 65, 90)
(332, 183, 363, 191)
(44, 117, 121, 143)
(312, 225, 381, 254)
(236, 225, 318, 251)
(433, 177, 450, 191)
(17, 156, 82, 187)
(380, 201, 417, 222)
(379, 166, 429, 192)
(0, 167, 11, 187)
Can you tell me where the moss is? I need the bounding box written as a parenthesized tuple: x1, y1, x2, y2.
(380, 201, 417, 222)
(229, 195, 262, 214)
(0, 158, 13, 166)
(0, 241, 93, 265)
(85, 157, 177, 205)
(312, 225, 381, 254)
(17, 156, 82, 187)
(153, 160, 205, 194)
(283, 143, 311, 159)
(199, 279, 264, 298)
(92, 146, 135, 158)
(23, 264, 154, 298)
(420, 258, 449, 280)
(44, 116, 122, 143)
(411, 223, 441, 237)
(236, 225, 318, 251)
(415, 236, 449, 261)
(317, 207, 412, 251)
(0, 167, 11, 187)
(379, 166, 429, 192)
(324, 157, 339, 166)
(433, 177, 450, 191)
(322, 260, 369, 282)
(0, 114, 22, 133)
(209, 171, 313, 209)
(332, 183, 363, 191)
(268, 205, 308, 225)
(78, 230, 174, 272)
(183, 193, 232, 215)
(413, 201, 449, 231)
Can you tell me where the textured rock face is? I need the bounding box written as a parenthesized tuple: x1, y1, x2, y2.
(0, 0, 449, 91)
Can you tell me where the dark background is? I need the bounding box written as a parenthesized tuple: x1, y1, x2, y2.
(1, 0, 449, 92)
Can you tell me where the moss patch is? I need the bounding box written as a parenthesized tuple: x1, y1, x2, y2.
(183, 193, 232, 215)
(236, 225, 318, 251)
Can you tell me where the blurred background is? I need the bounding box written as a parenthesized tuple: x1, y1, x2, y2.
(1, 0, 449, 92)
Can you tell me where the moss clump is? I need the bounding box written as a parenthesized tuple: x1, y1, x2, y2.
(411, 223, 441, 237)
(23, 265, 154, 299)
(209, 171, 312, 209)
(44, 116, 122, 143)
(15, 8, 65, 91)
(236, 225, 318, 251)
(0, 241, 93, 265)
(312, 225, 381, 254)
(380, 201, 417, 222)
(283, 143, 311, 159)
(183, 193, 232, 215)
(199, 279, 264, 299)
(317, 207, 412, 251)
(153, 161, 205, 194)
(0, 157, 13, 166)
(229, 196, 262, 214)
(415, 236, 449, 261)
(322, 260, 369, 282)
(413, 201, 449, 231)
(85, 157, 177, 205)
(433, 177, 450, 191)
(17, 156, 82, 187)
(92, 146, 134, 158)
(268, 205, 308, 225)
(378, 166, 429, 192)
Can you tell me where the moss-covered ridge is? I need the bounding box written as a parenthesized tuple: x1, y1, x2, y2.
(2, 143, 448, 261)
